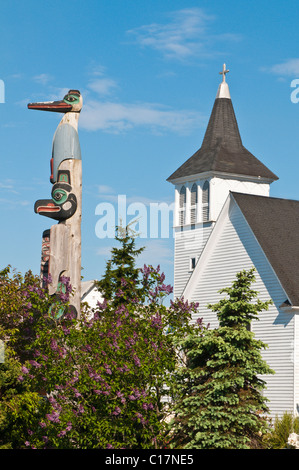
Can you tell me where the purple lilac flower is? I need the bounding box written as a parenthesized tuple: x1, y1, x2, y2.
(50, 338, 59, 351)
(29, 360, 41, 368)
(60, 275, 70, 286)
(133, 389, 141, 398)
(128, 394, 136, 401)
(142, 402, 154, 410)
(93, 374, 102, 382)
(96, 299, 107, 310)
(46, 411, 60, 423)
(59, 293, 69, 303)
(112, 407, 121, 416)
(150, 314, 163, 329)
(43, 274, 52, 286)
(48, 397, 57, 406)
(133, 356, 141, 367)
(78, 404, 84, 414)
(116, 289, 124, 297)
(66, 422, 72, 432)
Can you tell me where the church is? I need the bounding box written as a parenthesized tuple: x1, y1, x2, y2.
(167, 64, 299, 419)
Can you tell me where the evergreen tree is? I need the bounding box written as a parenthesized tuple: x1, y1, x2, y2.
(96, 226, 145, 306)
(170, 268, 275, 449)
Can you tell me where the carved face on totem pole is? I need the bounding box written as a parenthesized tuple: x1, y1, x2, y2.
(34, 169, 77, 221)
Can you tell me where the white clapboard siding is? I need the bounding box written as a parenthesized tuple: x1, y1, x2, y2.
(174, 225, 213, 299)
(295, 316, 299, 415)
(186, 201, 296, 418)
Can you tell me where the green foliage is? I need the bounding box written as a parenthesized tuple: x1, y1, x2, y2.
(0, 230, 199, 449)
(169, 268, 275, 449)
(265, 412, 299, 449)
(1, 240, 276, 449)
(0, 266, 70, 448)
(96, 226, 145, 306)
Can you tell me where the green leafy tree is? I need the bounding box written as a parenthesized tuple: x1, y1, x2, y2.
(0, 230, 199, 449)
(0, 266, 64, 448)
(170, 268, 275, 449)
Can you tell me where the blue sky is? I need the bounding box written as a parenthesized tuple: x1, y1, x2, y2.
(1, 0, 299, 291)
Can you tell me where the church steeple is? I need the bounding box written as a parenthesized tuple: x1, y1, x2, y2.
(167, 64, 278, 183)
(169, 65, 278, 300)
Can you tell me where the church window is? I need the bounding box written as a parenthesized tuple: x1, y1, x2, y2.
(202, 181, 210, 222)
(179, 185, 186, 225)
(190, 183, 197, 224)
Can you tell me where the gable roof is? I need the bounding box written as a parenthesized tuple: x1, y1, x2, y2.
(232, 192, 299, 306)
(81, 280, 97, 299)
(167, 83, 278, 183)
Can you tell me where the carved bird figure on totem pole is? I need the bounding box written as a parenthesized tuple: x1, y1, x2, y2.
(28, 90, 83, 318)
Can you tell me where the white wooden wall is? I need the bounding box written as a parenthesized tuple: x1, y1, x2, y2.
(186, 201, 296, 418)
(210, 177, 270, 222)
(174, 225, 212, 299)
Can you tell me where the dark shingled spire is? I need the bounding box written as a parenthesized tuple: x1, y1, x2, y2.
(167, 67, 278, 182)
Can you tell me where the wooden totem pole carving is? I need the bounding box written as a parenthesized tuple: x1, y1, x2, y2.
(28, 90, 83, 318)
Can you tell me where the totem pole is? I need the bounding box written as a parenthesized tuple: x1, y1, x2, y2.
(28, 90, 83, 318)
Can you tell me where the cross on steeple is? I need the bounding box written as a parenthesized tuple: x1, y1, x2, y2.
(219, 63, 229, 83)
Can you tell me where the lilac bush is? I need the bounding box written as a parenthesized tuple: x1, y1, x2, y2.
(0, 232, 201, 449)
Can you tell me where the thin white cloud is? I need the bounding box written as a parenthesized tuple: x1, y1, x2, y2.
(127, 8, 239, 61)
(0, 181, 15, 190)
(262, 59, 299, 76)
(33, 73, 53, 85)
(88, 78, 118, 96)
(80, 100, 202, 134)
(0, 179, 21, 195)
(0, 197, 30, 207)
(98, 184, 115, 194)
(82, 69, 203, 134)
